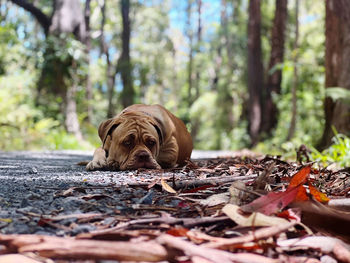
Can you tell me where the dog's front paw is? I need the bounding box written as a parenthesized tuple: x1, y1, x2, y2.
(86, 158, 107, 171)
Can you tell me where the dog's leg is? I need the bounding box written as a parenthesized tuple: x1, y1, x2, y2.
(86, 147, 108, 171)
(157, 136, 179, 168)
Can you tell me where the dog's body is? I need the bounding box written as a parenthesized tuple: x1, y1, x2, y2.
(86, 104, 193, 171)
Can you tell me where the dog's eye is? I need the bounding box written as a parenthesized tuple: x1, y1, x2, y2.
(146, 140, 156, 147)
(123, 140, 132, 147)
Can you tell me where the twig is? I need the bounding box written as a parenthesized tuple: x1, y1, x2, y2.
(157, 234, 278, 263)
(83, 216, 230, 236)
(202, 221, 297, 249)
(128, 174, 258, 189)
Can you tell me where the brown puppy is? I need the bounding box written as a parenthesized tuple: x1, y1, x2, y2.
(86, 104, 193, 171)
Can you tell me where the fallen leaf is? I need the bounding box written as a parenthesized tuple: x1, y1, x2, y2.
(288, 166, 311, 189)
(161, 178, 177, 194)
(222, 204, 289, 227)
(276, 209, 300, 221)
(294, 185, 308, 201)
(0, 218, 12, 223)
(199, 193, 229, 207)
(183, 185, 213, 193)
(240, 186, 300, 215)
(167, 227, 189, 237)
(308, 183, 330, 203)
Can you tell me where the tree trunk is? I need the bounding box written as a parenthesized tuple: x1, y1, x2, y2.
(286, 0, 299, 141)
(318, 0, 350, 149)
(247, 0, 263, 146)
(190, 0, 203, 141)
(50, 0, 86, 42)
(107, 52, 116, 118)
(84, 0, 93, 123)
(194, 0, 202, 100)
(261, 0, 287, 136)
(98, 0, 116, 118)
(119, 0, 134, 108)
(186, 0, 194, 107)
(65, 70, 83, 141)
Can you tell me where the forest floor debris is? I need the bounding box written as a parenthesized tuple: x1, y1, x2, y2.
(0, 150, 350, 262)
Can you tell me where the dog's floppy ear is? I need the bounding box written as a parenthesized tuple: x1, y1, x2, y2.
(153, 124, 163, 146)
(152, 116, 166, 146)
(98, 118, 121, 148)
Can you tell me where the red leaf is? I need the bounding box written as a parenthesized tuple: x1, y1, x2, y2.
(178, 201, 190, 208)
(37, 218, 52, 227)
(276, 209, 300, 221)
(308, 182, 330, 203)
(167, 227, 189, 237)
(240, 186, 300, 215)
(294, 185, 309, 201)
(183, 185, 213, 193)
(288, 166, 311, 189)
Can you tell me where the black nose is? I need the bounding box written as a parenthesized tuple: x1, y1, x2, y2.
(137, 151, 150, 162)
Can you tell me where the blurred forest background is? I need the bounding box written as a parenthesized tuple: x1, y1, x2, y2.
(0, 0, 349, 166)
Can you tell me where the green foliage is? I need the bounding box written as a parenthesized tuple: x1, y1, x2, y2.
(0, 73, 92, 151)
(311, 131, 350, 168)
(326, 87, 350, 104)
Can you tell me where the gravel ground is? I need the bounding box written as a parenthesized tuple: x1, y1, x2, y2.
(0, 150, 242, 235)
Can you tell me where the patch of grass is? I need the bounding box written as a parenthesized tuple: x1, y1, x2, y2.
(311, 131, 350, 168)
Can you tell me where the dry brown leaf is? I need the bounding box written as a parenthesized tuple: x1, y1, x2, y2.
(161, 178, 177, 194)
(222, 204, 289, 227)
(199, 193, 229, 207)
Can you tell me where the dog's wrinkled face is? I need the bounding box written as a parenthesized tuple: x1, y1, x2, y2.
(101, 114, 162, 170)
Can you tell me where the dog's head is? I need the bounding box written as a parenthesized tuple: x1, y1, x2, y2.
(98, 111, 163, 170)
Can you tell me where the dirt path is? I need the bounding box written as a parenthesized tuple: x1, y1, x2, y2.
(0, 150, 238, 235)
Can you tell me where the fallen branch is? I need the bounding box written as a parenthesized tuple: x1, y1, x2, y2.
(157, 234, 278, 263)
(127, 174, 258, 189)
(202, 221, 297, 249)
(0, 234, 168, 262)
(81, 215, 230, 237)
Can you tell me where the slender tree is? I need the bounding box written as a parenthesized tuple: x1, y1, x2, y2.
(190, 0, 203, 140)
(194, 0, 202, 101)
(318, 0, 350, 149)
(99, 0, 118, 118)
(84, 0, 93, 123)
(118, 0, 134, 108)
(186, 0, 194, 107)
(247, 0, 263, 146)
(286, 0, 299, 141)
(261, 0, 287, 136)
